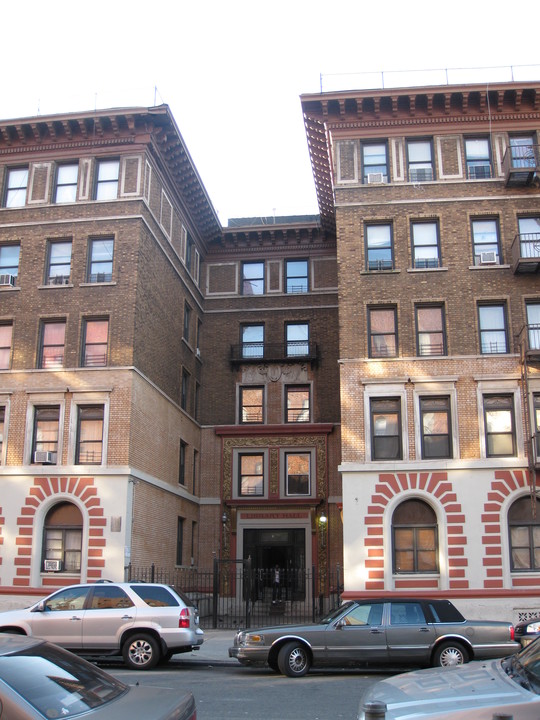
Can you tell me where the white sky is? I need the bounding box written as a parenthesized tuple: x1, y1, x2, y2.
(2, 0, 539, 225)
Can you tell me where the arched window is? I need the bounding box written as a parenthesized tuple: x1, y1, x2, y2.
(392, 499, 438, 573)
(42, 502, 83, 573)
(509, 496, 540, 571)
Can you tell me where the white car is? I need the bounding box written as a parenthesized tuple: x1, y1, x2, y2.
(0, 581, 203, 670)
(359, 636, 540, 720)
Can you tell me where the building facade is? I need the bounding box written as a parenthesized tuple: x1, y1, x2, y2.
(302, 81, 540, 618)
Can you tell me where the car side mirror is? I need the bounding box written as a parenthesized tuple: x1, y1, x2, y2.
(32, 601, 46, 613)
(336, 618, 346, 630)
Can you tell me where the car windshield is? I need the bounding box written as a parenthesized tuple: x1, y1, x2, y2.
(503, 639, 540, 694)
(0, 642, 128, 717)
(320, 601, 356, 624)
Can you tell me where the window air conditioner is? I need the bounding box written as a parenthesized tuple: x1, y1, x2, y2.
(34, 451, 56, 464)
(49, 275, 69, 285)
(480, 251, 497, 264)
(367, 172, 384, 184)
(0, 274, 15, 286)
(196, 348, 201, 358)
(44, 559, 62, 572)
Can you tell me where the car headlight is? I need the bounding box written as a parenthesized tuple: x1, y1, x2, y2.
(527, 622, 540, 633)
(237, 632, 265, 646)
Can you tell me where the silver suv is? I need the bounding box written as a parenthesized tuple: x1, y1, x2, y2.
(0, 581, 204, 670)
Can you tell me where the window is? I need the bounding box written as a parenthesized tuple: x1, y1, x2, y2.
(484, 394, 516, 457)
(366, 224, 393, 271)
(46, 241, 72, 284)
(0, 407, 4, 462)
(526, 302, 540, 351)
(0, 244, 20, 281)
(518, 217, 540, 260)
(0, 323, 13, 369)
(242, 261, 264, 295)
(32, 406, 59, 463)
(76, 406, 103, 464)
(179, 440, 186, 485)
(242, 324, 264, 359)
(176, 517, 184, 566)
(94, 159, 119, 200)
(183, 303, 191, 342)
(509, 497, 540, 571)
(39, 321, 66, 368)
(411, 221, 440, 268)
(392, 499, 438, 573)
(509, 135, 536, 168)
(54, 163, 79, 203)
(534, 395, 540, 461)
(478, 304, 508, 354)
(286, 323, 309, 357)
(88, 238, 114, 282)
(286, 385, 310, 423)
(371, 398, 402, 460)
(181, 368, 190, 411)
(240, 386, 264, 423)
(368, 307, 397, 358)
(239, 453, 264, 496)
(416, 305, 445, 356)
(407, 140, 434, 182)
(43, 502, 82, 573)
(196, 319, 202, 357)
(472, 219, 501, 265)
(465, 138, 491, 179)
(420, 397, 452, 459)
(82, 318, 108, 367)
(286, 259, 308, 293)
(4, 167, 28, 207)
(362, 142, 388, 183)
(285, 452, 310, 496)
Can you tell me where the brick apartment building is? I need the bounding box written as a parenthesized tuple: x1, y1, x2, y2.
(0, 105, 341, 608)
(301, 81, 540, 618)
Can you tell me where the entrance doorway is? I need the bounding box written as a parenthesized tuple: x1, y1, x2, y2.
(243, 528, 306, 600)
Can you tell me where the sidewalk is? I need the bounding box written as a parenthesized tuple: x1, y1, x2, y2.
(187, 628, 238, 665)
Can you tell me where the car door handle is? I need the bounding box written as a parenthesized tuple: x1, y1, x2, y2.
(370, 628, 384, 634)
(70, 616, 82, 621)
(121, 614, 134, 620)
(419, 627, 430, 632)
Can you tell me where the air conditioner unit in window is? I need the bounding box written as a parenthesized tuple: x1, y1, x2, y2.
(480, 251, 497, 264)
(44, 559, 62, 572)
(196, 348, 201, 358)
(367, 172, 384, 184)
(49, 275, 69, 285)
(0, 274, 15, 286)
(34, 451, 56, 464)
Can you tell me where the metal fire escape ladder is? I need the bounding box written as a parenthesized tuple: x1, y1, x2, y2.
(519, 331, 539, 515)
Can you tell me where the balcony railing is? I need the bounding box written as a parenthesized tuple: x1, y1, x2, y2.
(517, 323, 540, 362)
(510, 232, 540, 274)
(502, 144, 540, 187)
(230, 341, 319, 366)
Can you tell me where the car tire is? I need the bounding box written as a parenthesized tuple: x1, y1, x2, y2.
(432, 641, 469, 667)
(268, 656, 280, 673)
(277, 641, 311, 677)
(122, 633, 161, 670)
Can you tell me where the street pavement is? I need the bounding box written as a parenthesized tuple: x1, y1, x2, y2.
(187, 628, 237, 665)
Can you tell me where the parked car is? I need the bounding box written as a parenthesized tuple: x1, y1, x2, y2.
(0, 633, 197, 720)
(358, 636, 540, 720)
(514, 616, 540, 647)
(0, 581, 203, 670)
(229, 597, 519, 677)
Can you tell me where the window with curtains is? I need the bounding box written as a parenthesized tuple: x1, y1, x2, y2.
(509, 496, 540, 571)
(420, 397, 452, 459)
(240, 386, 264, 423)
(75, 406, 104, 464)
(415, 305, 446, 356)
(87, 238, 114, 282)
(39, 321, 66, 368)
(370, 397, 402, 460)
(411, 221, 440, 268)
(82, 318, 108, 367)
(42, 502, 82, 573)
(239, 453, 264, 496)
(483, 394, 516, 457)
(0, 323, 13, 369)
(46, 241, 72, 284)
(478, 303, 508, 354)
(365, 223, 393, 271)
(392, 499, 438, 573)
(368, 307, 397, 358)
(32, 406, 59, 463)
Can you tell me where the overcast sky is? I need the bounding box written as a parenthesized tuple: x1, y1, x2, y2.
(2, 0, 539, 225)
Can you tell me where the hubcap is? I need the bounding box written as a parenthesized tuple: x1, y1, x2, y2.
(440, 647, 463, 666)
(289, 647, 307, 673)
(129, 639, 153, 666)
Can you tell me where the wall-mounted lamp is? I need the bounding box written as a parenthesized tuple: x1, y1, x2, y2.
(222, 512, 228, 525)
(319, 512, 327, 525)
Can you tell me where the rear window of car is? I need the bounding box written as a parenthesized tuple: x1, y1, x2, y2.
(427, 600, 465, 623)
(130, 585, 180, 607)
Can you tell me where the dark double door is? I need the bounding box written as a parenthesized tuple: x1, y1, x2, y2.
(244, 528, 306, 600)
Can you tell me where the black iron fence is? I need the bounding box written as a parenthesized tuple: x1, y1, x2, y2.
(126, 560, 343, 629)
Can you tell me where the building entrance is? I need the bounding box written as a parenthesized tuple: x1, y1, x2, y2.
(243, 528, 306, 600)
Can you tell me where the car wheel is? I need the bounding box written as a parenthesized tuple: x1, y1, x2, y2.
(432, 641, 468, 667)
(277, 641, 311, 677)
(122, 633, 161, 670)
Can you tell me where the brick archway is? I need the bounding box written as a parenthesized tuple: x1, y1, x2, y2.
(14, 476, 106, 588)
(364, 472, 468, 591)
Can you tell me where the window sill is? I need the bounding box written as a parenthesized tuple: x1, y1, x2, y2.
(469, 264, 510, 270)
(407, 266, 448, 273)
(360, 269, 400, 276)
(79, 281, 117, 287)
(38, 283, 74, 289)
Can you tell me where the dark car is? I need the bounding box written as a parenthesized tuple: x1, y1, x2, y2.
(229, 597, 519, 677)
(0, 633, 197, 720)
(358, 636, 540, 720)
(514, 616, 540, 647)
(0, 581, 203, 670)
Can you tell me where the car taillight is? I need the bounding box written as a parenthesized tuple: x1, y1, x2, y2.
(510, 625, 515, 641)
(179, 607, 190, 629)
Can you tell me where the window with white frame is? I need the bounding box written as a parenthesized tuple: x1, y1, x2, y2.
(94, 159, 119, 200)
(54, 163, 79, 203)
(472, 219, 501, 265)
(478, 303, 508, 354)
(4, 167, 28, 207)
